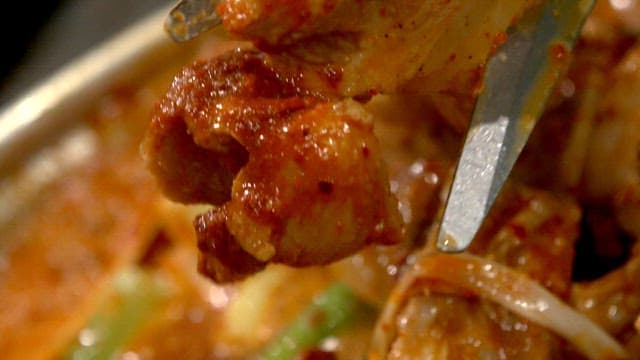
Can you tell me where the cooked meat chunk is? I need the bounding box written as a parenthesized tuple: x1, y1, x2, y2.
(195, 209, 268, 283)
(144, 0, 548, 282)
(373, 185, 586, 358)
(143, 50, 401, 282)
(217, 0, 541, 128)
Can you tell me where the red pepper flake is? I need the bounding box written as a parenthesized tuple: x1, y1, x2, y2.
(470, 65, 485, 95)
(490, 31, 508, 55)
(362, 144, 370, 158)
(509, 223, 528, 239)
(318, 181, 334, 194)
(550, 42, 569, 62)
(297, 349, 338, 360)
(321, 65, 343, 89)
(323, 0, 337, 13)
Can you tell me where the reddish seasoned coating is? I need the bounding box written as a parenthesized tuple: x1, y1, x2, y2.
(466, 184, 581, 298)
(143, 50, 402, 282)
(216, 0, 541, 129)
(217, 0, 464, 96)
(374, 184, 583, 359)
(143, 50, 307, 206)
(195, 209, 267, 283)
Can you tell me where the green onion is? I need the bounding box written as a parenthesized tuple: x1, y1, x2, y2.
(261, 283, 373, 360)
(64, 268, 168, 360)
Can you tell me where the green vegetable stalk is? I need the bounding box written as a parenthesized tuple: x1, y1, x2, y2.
(64, 268, 168, 360)
(261, 283, 373, 360)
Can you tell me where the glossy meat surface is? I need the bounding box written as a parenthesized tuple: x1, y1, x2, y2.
(373, 185, 584, 359)
(143, 50, 401, 282)
(217, 0, 541, 128)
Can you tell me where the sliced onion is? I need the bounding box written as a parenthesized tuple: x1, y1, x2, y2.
(373, 253, 628, 360)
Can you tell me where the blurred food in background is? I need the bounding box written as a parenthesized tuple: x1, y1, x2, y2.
(1, 1, 640, 359)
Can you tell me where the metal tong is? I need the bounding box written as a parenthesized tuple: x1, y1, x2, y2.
(164, 0, 221, 42)
(164, 0, 595, 252)
(436, 0, 595, 252)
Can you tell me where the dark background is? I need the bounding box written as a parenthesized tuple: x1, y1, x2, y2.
(0, 0, 172, 107)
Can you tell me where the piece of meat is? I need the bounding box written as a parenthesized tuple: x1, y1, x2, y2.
(143, 50, 402, 283)
(373, 184, 582, 358)
(466, 184, 580, 298)
(386, 293, 558, 359)
(328, 95, 456, 307)
(217, 0, 541, 128)
(581, 43, 640, 246)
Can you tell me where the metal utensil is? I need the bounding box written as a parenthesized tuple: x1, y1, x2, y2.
(165, 0, 221, 42)
(436, 0, 595, 252)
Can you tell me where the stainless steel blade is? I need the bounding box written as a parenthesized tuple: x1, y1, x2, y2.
(436, 0, 595, 252)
